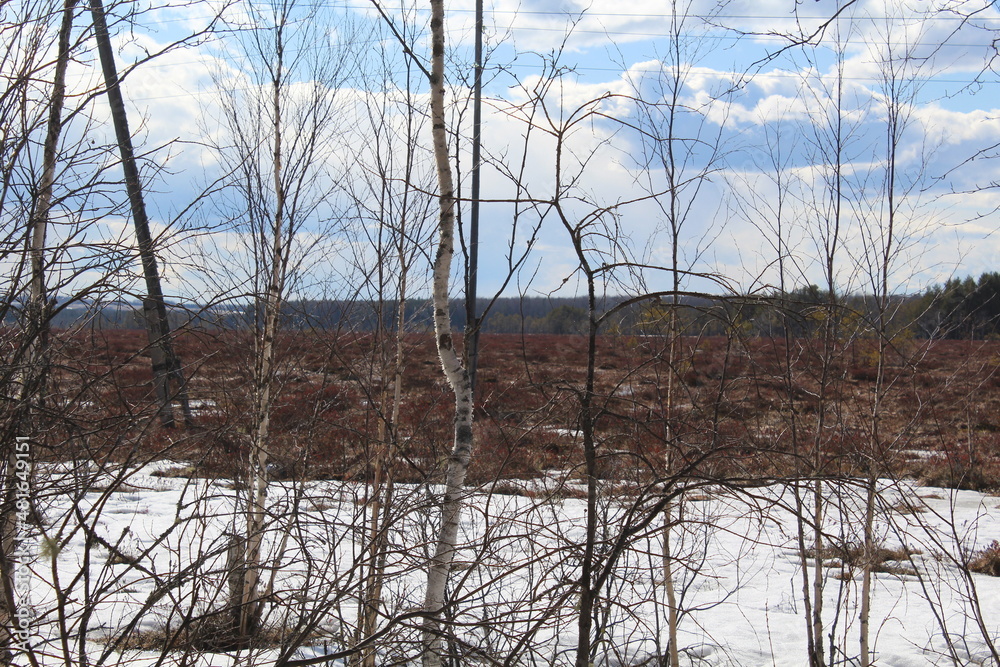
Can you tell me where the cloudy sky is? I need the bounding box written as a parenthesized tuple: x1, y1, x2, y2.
(63, 0, 1000, 301)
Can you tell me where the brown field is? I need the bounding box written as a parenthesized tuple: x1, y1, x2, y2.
(41, 329, 1000, 490)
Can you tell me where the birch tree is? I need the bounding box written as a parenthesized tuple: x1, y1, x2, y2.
(789, 26, 861, 664)
(207, 0, 349, 642)
(419, 0, 476, 662)
(856, 12, 936, 662)
(627, 3, 731, 659)
(341, 17, 437, 663)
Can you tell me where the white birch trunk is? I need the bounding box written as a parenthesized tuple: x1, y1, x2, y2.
(245, 49, 288, 637)
(421, 0, 475, 663)
(661, 310, 680, 667)
(233, 28, 288, 639)
(357, 258, 407, 667)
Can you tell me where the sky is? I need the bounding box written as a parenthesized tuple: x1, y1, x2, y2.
(44, 0, 1000, 302)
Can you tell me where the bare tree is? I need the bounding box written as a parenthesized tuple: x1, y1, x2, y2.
(787, 25, 862, 665)
(490, 49, 751, 663)
(419, 0, 477, 662)
(339, 16, 437, 663)
(626, 2, 732, 660)
(88, 0, 193, 428)
(205, 0, 350, 642)
(0, 0, 77, 657)
(855, 11, 938, 662)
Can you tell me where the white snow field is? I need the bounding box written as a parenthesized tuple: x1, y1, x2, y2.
(13, 462, 1000, 666)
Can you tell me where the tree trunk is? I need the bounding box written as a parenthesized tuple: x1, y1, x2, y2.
(1, 1, 76, 659)
(357, 258, 407, 667)
(463, 0, 483, 390)
(421, 0, 475, 663)
(574, 283, 598, 667)
(236, 30, 289, 638)
(89, 0, 191, 428)
(662, 503, 680, 667)
(24, 0, 76, 390)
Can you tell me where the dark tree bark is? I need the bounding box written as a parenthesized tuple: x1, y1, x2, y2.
(89, 0, 191, 428)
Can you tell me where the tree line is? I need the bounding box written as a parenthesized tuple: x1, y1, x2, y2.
(24, 273, 1000, 339)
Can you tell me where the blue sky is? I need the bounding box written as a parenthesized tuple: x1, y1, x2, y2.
(78, 0, 1000, 302)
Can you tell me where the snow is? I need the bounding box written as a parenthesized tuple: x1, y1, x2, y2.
(12, 465, 1000, 666)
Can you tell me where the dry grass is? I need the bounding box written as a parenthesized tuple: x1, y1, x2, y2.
(968, 540, 1000, 577)
(806, 544, 920, 578)
(889, 498, 927, 515)
(42, 330, 1000, 488)
(149, 465, 198, 478)
(106, 618, 326, 654)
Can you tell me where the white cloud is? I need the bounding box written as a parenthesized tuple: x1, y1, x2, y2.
(11, 0, 1000, 305)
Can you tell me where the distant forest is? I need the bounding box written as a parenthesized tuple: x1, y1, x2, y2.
(30, 272, 1000, 340)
